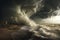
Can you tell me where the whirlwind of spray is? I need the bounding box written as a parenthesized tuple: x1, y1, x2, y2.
(14, 0, 44, 31)
(16, 6, 38, 31)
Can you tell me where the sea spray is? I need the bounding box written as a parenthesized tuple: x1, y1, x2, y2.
(16, 6, 38, 31)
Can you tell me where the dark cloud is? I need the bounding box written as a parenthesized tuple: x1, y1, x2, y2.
(31, 0, 60, 19)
